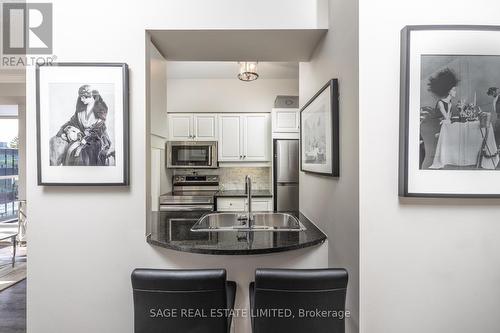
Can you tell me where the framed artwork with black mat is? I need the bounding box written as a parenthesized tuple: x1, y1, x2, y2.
(400, 26, 500, 197)
(300, 79, 339, 177)
(36, 63, 129, 185)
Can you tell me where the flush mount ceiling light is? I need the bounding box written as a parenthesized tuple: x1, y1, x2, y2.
(237, 62, 259, 82)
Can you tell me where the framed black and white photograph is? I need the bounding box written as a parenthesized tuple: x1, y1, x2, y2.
(400, 26, 500, 197)
(36, 63, 129, 185)
(300, 79, 339, 177)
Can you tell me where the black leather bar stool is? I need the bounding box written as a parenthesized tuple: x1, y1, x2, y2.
(131, 268, 236, 333)
(249, 268, 348, 333)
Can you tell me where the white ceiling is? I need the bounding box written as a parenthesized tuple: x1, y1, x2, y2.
(167, 61, 299, 79)
(149, 29, 326, 61)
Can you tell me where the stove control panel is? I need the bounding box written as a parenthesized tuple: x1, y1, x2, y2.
(173, 175, 219, 185)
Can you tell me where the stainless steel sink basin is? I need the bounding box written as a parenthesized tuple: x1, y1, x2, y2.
(191, 212, 306, 232)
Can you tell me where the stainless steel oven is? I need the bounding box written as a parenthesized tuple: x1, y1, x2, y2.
(166, 141, 218, 169)
(159, 175, 219, 241)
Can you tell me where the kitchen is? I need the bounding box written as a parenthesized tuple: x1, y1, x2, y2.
(147, 54, 331, 332)
(149, 59, 302, 216)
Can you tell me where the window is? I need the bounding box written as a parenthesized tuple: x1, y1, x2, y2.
(0, 106, 19, 222)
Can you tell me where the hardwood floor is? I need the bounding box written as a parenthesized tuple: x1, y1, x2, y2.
(0, 279, 26, 333)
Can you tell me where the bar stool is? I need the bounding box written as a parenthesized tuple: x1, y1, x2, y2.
(132, 268, 236, 333)
(249, 268, 348, 333)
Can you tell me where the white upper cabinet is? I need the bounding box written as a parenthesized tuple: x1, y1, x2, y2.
(243, 114, 270, 161)
(272, 108, 300, 133)
(193, 114, 217, 140)
(168, 114, 192, 140)
(168, 113, 217, 141)
(218, 115, 242, 161)
(219, 113, 270, 162)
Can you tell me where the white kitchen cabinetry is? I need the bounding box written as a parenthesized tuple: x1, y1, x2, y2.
(250, 198, 273, 212)
(217, 198, 246, 212)
(218, 114, 270, 162)
(168, 113, 217, 141)
(168, 114, 192, 140)
(217, 197, 273, 212)
(272, 108, 300, 133)
(243, 114, 270, 161)
(193, 114, 217, 140)
(218, 115, 242, 161)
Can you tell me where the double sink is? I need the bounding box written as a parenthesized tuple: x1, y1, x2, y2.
(191, 175, 304, 232)
(191, 212, 306, 232)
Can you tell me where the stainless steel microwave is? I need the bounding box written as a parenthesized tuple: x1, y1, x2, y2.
(166, 141, 218, 169)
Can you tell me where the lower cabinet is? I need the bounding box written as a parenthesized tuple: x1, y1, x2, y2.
(217, 198, 246, 212)
(217, 197, 273, 212)
(251, 198, 273, 212)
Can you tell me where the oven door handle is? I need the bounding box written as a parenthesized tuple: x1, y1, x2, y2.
(160, 205, 214, 212)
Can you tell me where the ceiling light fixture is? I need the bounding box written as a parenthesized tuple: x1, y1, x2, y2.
(237, 62, 259, 82)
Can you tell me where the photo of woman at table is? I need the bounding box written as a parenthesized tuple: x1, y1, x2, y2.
(419, 58, 500, 171)
(429, 69, 457, 124)
(427, 68, 459, 169)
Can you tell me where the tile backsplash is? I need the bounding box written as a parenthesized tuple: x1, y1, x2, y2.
(173, 167, 271, 191)
(218, 167, 271, 191)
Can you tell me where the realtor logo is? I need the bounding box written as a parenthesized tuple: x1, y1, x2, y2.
(2, 3, 53, 54)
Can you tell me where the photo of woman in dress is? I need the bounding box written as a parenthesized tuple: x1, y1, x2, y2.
(49, 84, 115, 166)
(429, 69, 458, 125)
(427, 69, 459, 169)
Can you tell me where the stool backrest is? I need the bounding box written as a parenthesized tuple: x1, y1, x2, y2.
(253, 268, 348, 333)
(132, 268, 228, 333)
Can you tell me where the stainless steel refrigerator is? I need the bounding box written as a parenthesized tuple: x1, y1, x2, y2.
(274, 139, 299, 211)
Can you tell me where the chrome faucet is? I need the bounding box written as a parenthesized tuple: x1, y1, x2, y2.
(245, 175, 253, 227)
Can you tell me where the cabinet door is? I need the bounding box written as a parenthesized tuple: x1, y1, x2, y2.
(217, 198, 246, 212)
(272, 108, 299, 133)
(218, 115, 242, 161)
(246, 198, 273, 212)
(193, 114, 217, 140)
(243, 114, 270, 161)
(168, 114, 192, 140)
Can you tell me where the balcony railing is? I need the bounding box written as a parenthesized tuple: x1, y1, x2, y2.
(0, 148, 19, 222)
(0, 148, 18, 176)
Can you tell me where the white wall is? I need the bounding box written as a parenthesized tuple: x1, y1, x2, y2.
(25, 1, 326, 333)
(148, 40, 170, 215)
(167, 78, 298, 113)
(149, 43, 169, 139)
(299, 0, 359, 332)
(359, 1, 500, 332)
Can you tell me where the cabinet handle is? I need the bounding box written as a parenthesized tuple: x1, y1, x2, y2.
(243, 155, 246, 158)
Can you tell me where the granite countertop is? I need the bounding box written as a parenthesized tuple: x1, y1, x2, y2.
(147, 211, 326, 255)
(215, 190, 272, 198)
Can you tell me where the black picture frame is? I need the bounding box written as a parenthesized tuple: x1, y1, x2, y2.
(36, 62, 129, 186)
(300, 79, 340, 177)
(399, 25, 500, 198)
